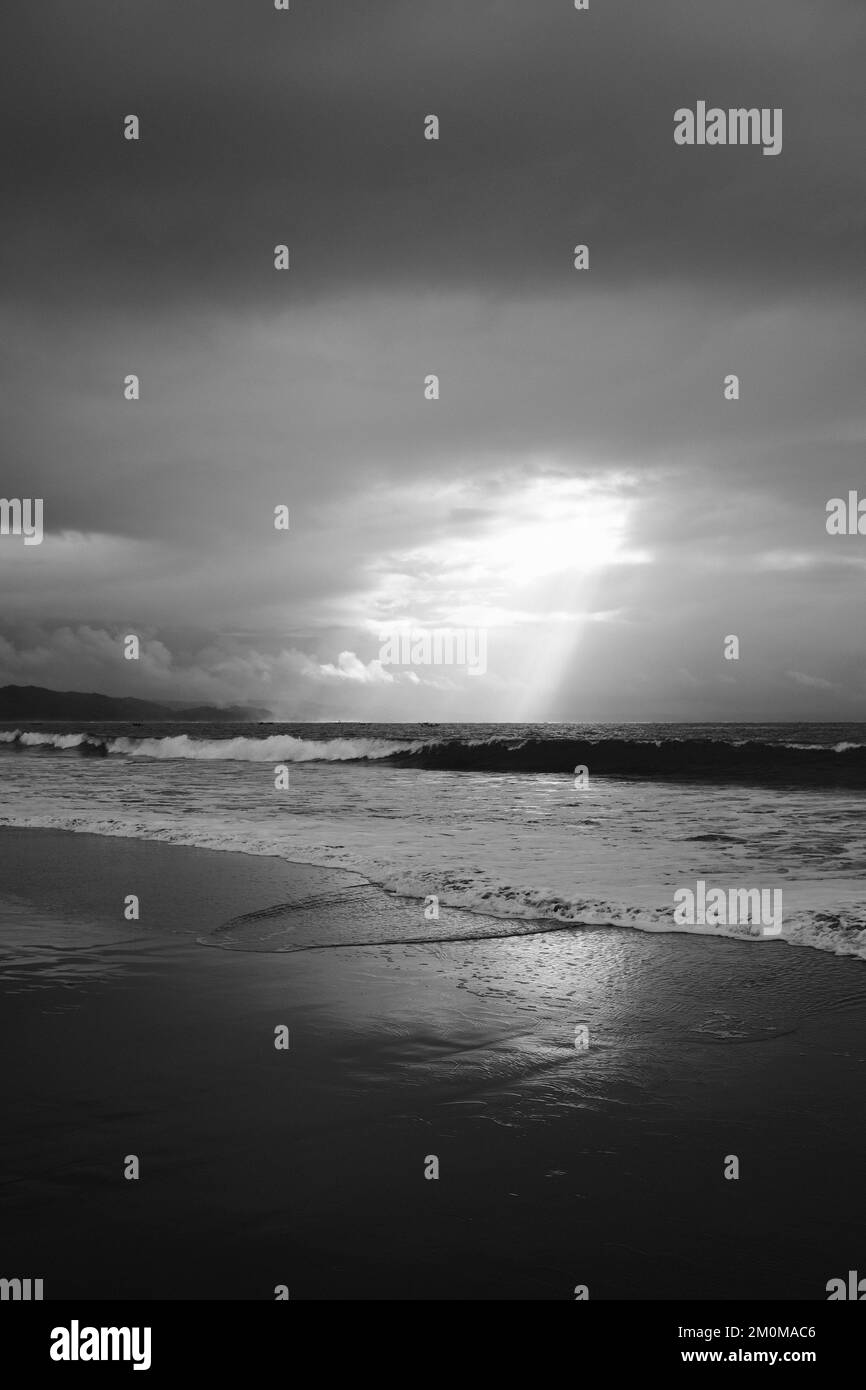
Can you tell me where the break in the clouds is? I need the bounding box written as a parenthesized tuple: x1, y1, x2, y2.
(2, 0, 865, 719)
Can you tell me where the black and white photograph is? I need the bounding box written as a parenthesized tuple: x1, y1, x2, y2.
(2, 0, 865, 1351)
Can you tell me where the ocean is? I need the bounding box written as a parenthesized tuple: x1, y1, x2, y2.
(2, 721, 865, 961)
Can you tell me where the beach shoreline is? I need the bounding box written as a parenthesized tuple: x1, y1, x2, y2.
(1, 825, 864, 1300)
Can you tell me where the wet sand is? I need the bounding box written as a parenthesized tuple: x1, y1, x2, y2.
(1, 826, 864, 1300)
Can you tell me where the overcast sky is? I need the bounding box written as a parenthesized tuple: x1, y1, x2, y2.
(2, 0, 865, 720)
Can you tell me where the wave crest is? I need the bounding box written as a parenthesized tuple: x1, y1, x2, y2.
(3, 728, 866, 783)
(0, 729, 422, 762)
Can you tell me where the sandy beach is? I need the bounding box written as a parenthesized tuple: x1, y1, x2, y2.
(1, 825, 864, 1300)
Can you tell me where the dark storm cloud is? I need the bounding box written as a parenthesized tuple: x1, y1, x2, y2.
(3, 0, 865, 311)
(4, 288, 861, 549)
(3, 0, 865, 719)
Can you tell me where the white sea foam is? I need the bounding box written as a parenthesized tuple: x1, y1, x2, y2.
(2, 808, 865, 962)
(1, 731, 422, 761)
(107, 734, 422, 761)
(18, 731, 90, 749)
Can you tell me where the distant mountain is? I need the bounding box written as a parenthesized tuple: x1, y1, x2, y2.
(0, 685, 271, 722)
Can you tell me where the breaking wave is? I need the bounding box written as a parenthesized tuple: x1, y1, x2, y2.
(0, 730, 422, 762)
(3, 728, 866, 783)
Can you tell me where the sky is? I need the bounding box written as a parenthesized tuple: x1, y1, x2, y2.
(2, 0, 865, 721)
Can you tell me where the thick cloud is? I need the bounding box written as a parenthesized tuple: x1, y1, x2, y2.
(2, 0, 865, 718)
(4, 0, 865, 306)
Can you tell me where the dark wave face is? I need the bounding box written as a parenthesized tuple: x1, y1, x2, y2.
(381, 736, 866, 785)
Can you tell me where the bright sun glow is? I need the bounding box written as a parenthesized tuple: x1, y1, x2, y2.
(354, 472, 652, 715)
(368, 475, 648, 628)
(471, 490, 631, 587)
